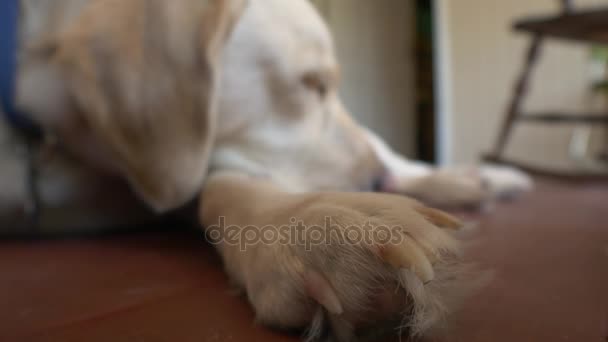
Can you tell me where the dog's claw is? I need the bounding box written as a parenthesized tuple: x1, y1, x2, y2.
(414, 205, 463, 230)
(305, 270, 344, 315)
(380, 237, 435, 283)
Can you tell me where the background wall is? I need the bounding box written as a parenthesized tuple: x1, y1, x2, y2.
(438, 0, 608, 169)
(311, 0, 416, 156)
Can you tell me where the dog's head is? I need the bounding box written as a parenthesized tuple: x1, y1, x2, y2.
(212, 0, 386, 192)
(39, 0, 247, 212)
(37, 0, 385, 210)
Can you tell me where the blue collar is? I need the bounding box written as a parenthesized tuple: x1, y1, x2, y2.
(0, 0, 43, 139)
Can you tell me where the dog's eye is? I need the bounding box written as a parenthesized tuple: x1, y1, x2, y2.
(302, 72, 328, 99)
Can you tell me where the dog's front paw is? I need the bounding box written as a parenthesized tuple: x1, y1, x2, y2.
(210, 193, 477, 341)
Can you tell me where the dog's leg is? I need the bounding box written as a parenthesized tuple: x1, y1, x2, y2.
(200, 171, 478, 341)
(364, 129, 532, 208)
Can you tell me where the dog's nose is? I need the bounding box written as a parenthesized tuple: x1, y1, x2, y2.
(372, 172, 398, 193)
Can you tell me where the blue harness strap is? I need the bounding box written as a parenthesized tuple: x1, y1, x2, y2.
(0, 0, 43, 139)
(1, 0, 43, 228)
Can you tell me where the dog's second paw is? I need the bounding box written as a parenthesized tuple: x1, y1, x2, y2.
(479, 164, 533, 200)
(213, 193, 478, 341)
(408, 164, 533, 209)
(396, 167, 491, 209)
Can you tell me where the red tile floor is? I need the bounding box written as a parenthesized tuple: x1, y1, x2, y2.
(1, 179, 607, 342)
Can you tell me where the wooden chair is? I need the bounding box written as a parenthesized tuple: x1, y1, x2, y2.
(485, 0, 608, 179)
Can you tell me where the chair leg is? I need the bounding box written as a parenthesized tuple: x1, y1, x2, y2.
(490, 35, 544, 158)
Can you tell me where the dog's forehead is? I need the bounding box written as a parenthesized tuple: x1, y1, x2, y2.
(265, 0, 331, 41)
(235, 0, 334, 62)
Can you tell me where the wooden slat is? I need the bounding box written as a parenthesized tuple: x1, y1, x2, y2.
(514, 7, 608, 44)
(517, 112, 608, 124)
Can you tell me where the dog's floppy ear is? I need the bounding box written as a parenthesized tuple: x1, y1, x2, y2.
(50, 0, 247, 211)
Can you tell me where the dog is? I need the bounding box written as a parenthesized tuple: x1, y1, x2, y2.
(0, 0, 532, 340)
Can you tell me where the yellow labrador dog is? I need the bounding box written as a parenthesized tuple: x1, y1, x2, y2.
(1, 0, 532, 340)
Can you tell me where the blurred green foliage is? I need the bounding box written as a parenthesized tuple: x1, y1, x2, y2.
(591, 45, 608, 94)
